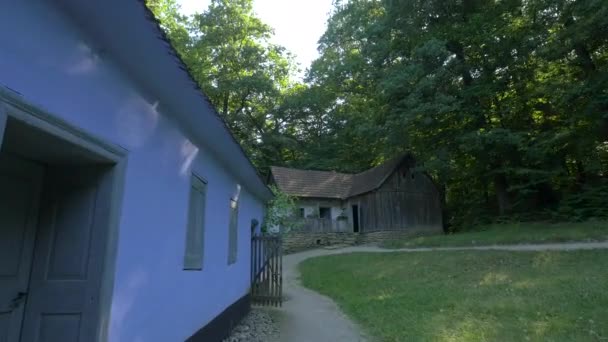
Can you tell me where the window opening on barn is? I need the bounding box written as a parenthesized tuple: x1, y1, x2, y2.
(319, 207, 331, 219)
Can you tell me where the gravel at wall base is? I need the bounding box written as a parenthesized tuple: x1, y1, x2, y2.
(222, 308, 280, 342)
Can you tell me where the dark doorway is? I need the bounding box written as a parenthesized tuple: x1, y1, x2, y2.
(319, 207, 331, 219)
(0, 116, 117, 342)
(352, 205, 360, 233)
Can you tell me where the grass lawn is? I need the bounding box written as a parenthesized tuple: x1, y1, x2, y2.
(300, 250, 608, 342)
(382, 221, 608, 249)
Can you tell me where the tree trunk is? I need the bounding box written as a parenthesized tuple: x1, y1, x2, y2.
(439, 183, 450, 233)
(601, 116, 608, 141)
(222, 93, 229, 117)
(446, 41, 472, 87)
(494, 174, 511, 215)
(575, 160, 586, 185)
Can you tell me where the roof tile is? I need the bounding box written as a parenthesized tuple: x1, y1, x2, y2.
(270, 154, 412, 199)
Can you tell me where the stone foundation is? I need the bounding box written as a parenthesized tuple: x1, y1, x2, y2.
(282, 230, 432, 254)
(282, 232, 358, 254)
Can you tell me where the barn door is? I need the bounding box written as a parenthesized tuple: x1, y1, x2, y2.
(20, 166, 112, 342)
(0, 155, 43, 342)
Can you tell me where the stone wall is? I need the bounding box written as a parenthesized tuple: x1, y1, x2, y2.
(282, 232, 359, 254)
(358, 230, 418, 244)
(282, 230, 430, 254)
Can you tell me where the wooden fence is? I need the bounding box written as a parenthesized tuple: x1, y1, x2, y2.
(251, 234, 282, 306)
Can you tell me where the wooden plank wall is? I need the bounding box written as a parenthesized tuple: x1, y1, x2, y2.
(358, 168, 442, 232)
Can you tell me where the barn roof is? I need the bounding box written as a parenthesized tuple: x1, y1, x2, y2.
(270, 154, 413, 199)
(269, 167, 353, 199)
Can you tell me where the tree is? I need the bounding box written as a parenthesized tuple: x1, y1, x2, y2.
(148, 0, 608, 227)
(147, 0, 299, 170)
(305, 0, 608, 226)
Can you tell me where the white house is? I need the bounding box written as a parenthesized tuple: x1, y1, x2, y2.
(0, 1, 271, 341)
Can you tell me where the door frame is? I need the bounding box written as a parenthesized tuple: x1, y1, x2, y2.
(0, 88, 128, 342)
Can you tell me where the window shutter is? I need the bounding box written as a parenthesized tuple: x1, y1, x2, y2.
(184, 174, 207, 270)
(228, 198, 238, 265)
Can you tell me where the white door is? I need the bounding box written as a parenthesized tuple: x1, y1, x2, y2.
(20, 166, 112, 342)
(0, 155, 43, 342)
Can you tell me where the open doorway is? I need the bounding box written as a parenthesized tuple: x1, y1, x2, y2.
(352, 205, 360, 233)
(0, 113, 123, 341)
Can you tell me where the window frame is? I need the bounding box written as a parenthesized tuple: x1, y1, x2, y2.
(319, 206, 331, 219)
(227, 196, 239, 265)
(183, 173, 208, 271)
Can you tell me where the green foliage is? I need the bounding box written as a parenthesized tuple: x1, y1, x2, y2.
(301, 0, 608, 227)
(148, 0, 608, 227)
(553, 182, 608, 221)
(147, 0, 299, 169)
(262, 185, 299, 233)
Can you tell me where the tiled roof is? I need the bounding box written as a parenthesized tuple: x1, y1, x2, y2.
(349, 156, 407, 197)
(269, 167, 353, 199)
(270, 154, 413, 199)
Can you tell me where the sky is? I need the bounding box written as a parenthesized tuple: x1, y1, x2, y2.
(177, 0, 334, 78)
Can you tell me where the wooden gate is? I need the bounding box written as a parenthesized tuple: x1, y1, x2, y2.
(251, 234, 282, 306)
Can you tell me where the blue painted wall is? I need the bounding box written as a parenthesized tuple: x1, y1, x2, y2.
(0, 2, 264, 341)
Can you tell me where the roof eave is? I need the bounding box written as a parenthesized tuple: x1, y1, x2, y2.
(56, 0, 272, 201)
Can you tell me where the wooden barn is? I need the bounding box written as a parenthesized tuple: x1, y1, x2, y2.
(268, 154, 443, 234)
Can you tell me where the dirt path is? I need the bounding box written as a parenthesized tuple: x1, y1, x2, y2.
(274, 241, 608, 341)
(337, 241, 608, 253)
(274, 249, 369, 342)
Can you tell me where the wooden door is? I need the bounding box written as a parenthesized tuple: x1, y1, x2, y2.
(20, 166, 112, 342)
(0, 155, 43, 342)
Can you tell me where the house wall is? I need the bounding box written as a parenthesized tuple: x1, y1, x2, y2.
(296, 198, 347, 220)
(0, 3, 264, 341)
(294, 198, 351, 233)
(353, 165, 442, 233)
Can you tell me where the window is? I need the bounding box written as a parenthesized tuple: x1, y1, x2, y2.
(319, 207, 331, 219)
(228, 197, 239, 265)
(183, 174, 207, 270)
(298, 208, 305, 218)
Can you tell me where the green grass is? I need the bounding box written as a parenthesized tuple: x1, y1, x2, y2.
(300, 250, 608, 342)
(382, 221, 608, 249)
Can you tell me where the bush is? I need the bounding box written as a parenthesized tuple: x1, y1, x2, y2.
(262, 186, 300, 233)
